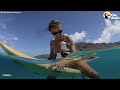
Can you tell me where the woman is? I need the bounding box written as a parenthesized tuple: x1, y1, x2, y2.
(48, 20, 76, 60)
(47, 19, 100, 79)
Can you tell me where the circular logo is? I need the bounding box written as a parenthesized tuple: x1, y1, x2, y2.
(103, 11, 111, 19)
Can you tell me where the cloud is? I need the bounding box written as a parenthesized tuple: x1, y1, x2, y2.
(0, 18, 12, 30)
(68, 31, 86, 43)
(0, 17, 18, 43)
(0, 33, 19, 49)
(105, 19, 112, 27)
(2, 35, 19, 44)
(0, 23, 7, 30)
(86, 39, 91, 42)
(13, 37, 18, 40)
(93, 19, 120, 43)
(9, 35, 17, 41)
(0, 17, 19, 53)
(9, 35, 18, 41)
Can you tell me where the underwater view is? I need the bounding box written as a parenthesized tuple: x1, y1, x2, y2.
(0, 47, 120, 79)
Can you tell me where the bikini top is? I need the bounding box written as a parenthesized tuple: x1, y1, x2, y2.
(51, 34, 72, 58)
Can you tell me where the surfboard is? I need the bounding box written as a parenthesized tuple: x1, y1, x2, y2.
(0, 41, 82, 77)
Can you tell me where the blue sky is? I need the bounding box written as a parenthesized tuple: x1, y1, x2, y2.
(0, 11, 120, 56)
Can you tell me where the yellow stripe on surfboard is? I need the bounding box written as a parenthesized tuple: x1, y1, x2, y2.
(0, 41, 37, 60)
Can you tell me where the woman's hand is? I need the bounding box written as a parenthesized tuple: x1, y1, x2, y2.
(49, 62, 65, 71)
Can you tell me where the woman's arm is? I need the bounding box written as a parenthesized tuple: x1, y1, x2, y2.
(67, 36, 77, 52)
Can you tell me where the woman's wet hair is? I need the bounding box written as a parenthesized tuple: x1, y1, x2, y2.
(49, 20, 61, 31)
(36, 19, 61, 38)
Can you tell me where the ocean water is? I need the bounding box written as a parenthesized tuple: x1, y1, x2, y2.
(0, 48, 120, 79)
(88, 48, 120, 79)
